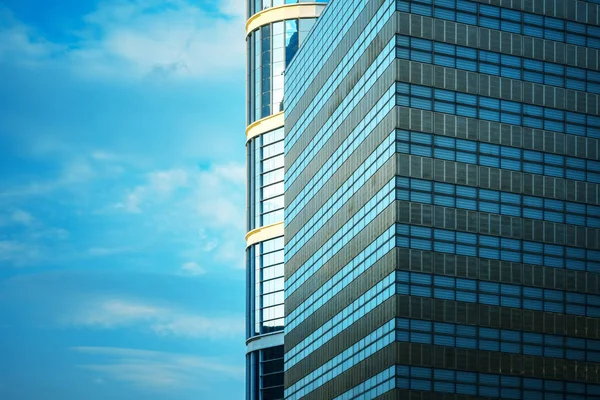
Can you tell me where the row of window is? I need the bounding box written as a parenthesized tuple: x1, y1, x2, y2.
(289, 237, 600, 344)
(333, 366, 395, 400)
(396, 11, 599, 74)
(286, 4, 394, 153)
(393, 363, 600, 399)
(335, 363, 600, 400)
(397, 0, 600, 48)
(288, 3, 600, 139)
(287, 245, 600, 375)
(395, 182, 600, 249)
(400, 200, 599, 257)
(285, 38, 395, 186)
(397, 83, 600, 139)
(288, 323, 600, 400)
(247, 18, 315, 124)
(396, 35, 600, 95)
(285, 0, 392, 115)
(398, 127, 600, 183)
(289, 266, 600, 375)
(248, 236, 285, 337)
(289, 246, 600, 358)
(432, 112, 600, 162)
(397, 173, 600, 229)
(286, 226, 395, 333)
(285, 178, 396, 296)
(286, 88, 395, 225)
(260, 346, 284, 400)
(288, 179, 598, 312)
(397, 317, 600, 362)
(247, 128, 284, 231)
(285, 74, 393, 222)
(494, 0, 600, 23)
(396, 214, 600, 267)
(398, 153, 600, 209)
(286, 132, 394, 257)
(397, 263, 600, 317)
(284, 319, 395, 400)
(285, 272, 395, 369)
(404, 247, 596, 295)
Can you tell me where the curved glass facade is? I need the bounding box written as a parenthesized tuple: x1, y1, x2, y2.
(247, 0, 328, 20)
(246, 347, 285, 400)
(246, 236, 285, 337)
(245, 3, 324, 400)
(247, 18, 317, 124)
(247, 128, 285, 231)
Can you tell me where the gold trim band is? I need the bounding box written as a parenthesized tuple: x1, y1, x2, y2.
(246, 3, 326, 35)
(246, 222, 284, 247)
(246, 111, 284, 142)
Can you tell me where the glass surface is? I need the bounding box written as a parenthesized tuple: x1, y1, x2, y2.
(279, 0, 600, 398)
(247, 236, 285, 337)
(247, 18, 317, 124)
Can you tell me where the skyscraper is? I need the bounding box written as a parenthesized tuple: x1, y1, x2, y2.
(283, 0, 600, 398)
(245, 2, 327, 399)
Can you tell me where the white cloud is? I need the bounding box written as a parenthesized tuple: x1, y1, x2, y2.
(0, 0, 246, 80)
(0, 7, 65, 66)
(0, 209, 70, 266)
(66, 297, 244, 339)
(0, 240, 41, 263)
(112, 162, 246, 270)
(192, 163, 246, 232)
(180, 261, 205, 276)
(10, 209, 35, 225)
(72, 346, 244, 389)
(115, 168, 189, 213)
(147, 169, 189, 194)
(0, 209, 35, 227)
(0, 157, 100, 198)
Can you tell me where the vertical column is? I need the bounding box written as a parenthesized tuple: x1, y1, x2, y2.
(244, 3, 327, 400)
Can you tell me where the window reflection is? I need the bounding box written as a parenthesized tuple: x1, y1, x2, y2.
(247, 18, 318, 124)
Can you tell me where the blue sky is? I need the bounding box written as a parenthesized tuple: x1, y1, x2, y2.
(0, 0, 247, 398)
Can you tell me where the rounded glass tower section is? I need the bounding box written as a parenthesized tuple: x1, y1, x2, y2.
(244, 2, 327, 400)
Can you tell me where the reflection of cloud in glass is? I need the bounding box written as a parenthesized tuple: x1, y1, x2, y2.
(285, 20, 299, 67)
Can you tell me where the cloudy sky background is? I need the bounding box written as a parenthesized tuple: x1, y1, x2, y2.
(0, 0, 248, 398)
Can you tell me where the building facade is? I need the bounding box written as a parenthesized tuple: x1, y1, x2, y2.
(245, 2, 327, 400)
(284, 0, 600, 398)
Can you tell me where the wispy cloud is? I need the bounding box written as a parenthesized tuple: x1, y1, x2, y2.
(114, 168, 190, 213)
(0, 209, 34, 227)
(65, 297, 244, 339)
(0, 209, 70, 267)
(87, 246, 136, 257)
(0, 240, 42, 265)
(72, 346, 244, 389)
(9, 210, 35, 226)
(0, 7, 65, 67)
(179, 261, 205, 276)
(112, 162, 246, 270)
(0, 0, 246, 80)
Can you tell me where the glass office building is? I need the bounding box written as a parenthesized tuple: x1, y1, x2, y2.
(284, 0, 600, 398)
(245, 2, 327, 400)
